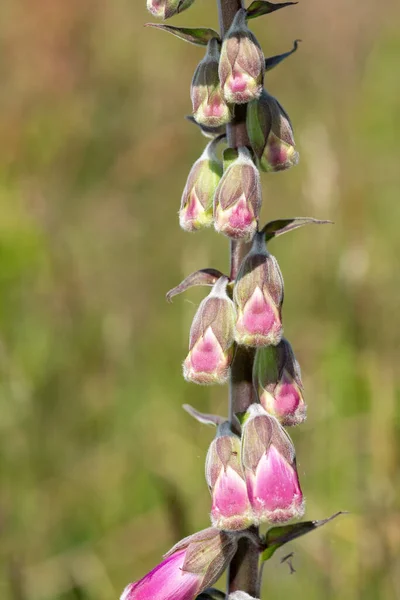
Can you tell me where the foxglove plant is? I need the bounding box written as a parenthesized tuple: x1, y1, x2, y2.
(122, 1, 344, 598)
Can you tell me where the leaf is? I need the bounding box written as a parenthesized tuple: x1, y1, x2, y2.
(246, 0, 298, 20)
(166, 269, 226, 302)
(185, 115, 227, 140)
(145, 24, 220, 46)
(261, 512, 347, 561)
(265, 39, 301, 72)
(196, 588, 225, 600)
(183, 404, 226, 427)
(261, 217, 334, 241)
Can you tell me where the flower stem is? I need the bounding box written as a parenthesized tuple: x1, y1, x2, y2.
(217, 1, 260, 597)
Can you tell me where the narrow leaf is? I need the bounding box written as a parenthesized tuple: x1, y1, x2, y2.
(145, 24, 220, 46)
(265, 39, 301, 72)
(262, 217, 333, 241)
(196, 589, 225, 600)
(246, 0, 298, 20)
(186, 115, 227, 140)
(183, 404, 226, 427)
(261, 512, 346, 561)
(166, 269, 226, 302)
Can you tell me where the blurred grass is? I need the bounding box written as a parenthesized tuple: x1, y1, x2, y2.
(0, 0, 399, 599)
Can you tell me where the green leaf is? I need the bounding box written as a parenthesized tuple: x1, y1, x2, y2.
(196, 589, 225, 600)
(145, 24, 220, 46)
(262, 217, 333, 242)
(166, 269, 225, 302)
(246, 0, 298, 20)
(261, 512, 346, 561)
(182, 404, 226, 427)
(265, 39, 301, 72)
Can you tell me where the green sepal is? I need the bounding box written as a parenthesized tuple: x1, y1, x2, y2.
(265, 39, 301, 72)
(261, 512, 346, 562)
(145, 24, 220, 46)
(261, 217, 333, 242)
(222, 147, 239, 171)
(166, 268, 226, 302)
(246, 0, 298, 20)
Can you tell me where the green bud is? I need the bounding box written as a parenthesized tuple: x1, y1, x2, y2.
(179, 139, 223, 232)
(246, 89, 299, 172)
(147, 0, 195, 19)
(191, 39, 233, 128)
(219, 9, 265, 105)
(214, 147, 261, 241)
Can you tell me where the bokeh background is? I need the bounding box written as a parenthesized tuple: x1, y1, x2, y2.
(1, 0, 399, 598)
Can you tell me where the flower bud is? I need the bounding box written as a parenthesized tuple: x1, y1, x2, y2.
(147, 0, 195, 19)
(179, 139, 223, 232)
(254, 339, 306, 426)
(121, 527, 238, 600)
(246, 90, 299, 172)
(206, 421, 254, 531)
(191, 39, 232, 128)
(183, 277, 236, 385)
(219, 9, 265, 104)
(214, 147, 261, 241)
(241, 404, 304, 524)
(233, 232, 283, 347)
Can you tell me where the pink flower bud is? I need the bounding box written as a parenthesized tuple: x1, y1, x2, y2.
(121, 527, 238, 600)
(206, 422, 254, 531)
(214, 147, 261, 241)
(219, 9, 265, 104)
(179, 139, 223, 232)
(191, 39, 232, 128)
(147, 0, 195, 19)
(241, 404, 305, 524)
(246, 90, 299, 172)
(254, 339, 306, 426)
(183, 277, 236, 385)
(233, 233, 283, 347)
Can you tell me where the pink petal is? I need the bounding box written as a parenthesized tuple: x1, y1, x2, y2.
(122, 549, 201, 600)
(250, 446, 302, 514)
(211, 467, 253, 530)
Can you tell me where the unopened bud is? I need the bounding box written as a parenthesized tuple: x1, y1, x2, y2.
(191, 39, 232, 128)
(147, 0, 195, 19)
(233, 232, 283, 347)
(254, 339, 306, 426)
(121, 527, 237, 600)
(179, 139, 223, 232)
(183, 277, 236, 385)
(241, 404, 304, 524)
(219, 9, 265, 104)
(246, 90, 299, 172)
(206, 422, 254, 531)
(214, 147, 261, 241)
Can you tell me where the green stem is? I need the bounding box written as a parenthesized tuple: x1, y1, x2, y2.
(217, 1, 260, 597)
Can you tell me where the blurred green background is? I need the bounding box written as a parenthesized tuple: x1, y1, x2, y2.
(0, 0, 399, 598)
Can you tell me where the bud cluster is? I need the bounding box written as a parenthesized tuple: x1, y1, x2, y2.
(206, 407, 304, 531)
(178, 8, 298, 240)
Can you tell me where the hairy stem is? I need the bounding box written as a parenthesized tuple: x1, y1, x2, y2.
(217, 1, 260, 597)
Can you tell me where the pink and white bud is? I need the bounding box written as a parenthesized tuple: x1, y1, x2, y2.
(214, 147, 261, 241)
(233, 232, 283, 347)
(183, 277, 236, 385)
(246, 90, 299, 172)
(206, 421, 254, 531)
(254, 339, 306, 426)
(179, 140, 223, 232)
(191, 38, 232, 128)
(241, 404, 305, 524)
(219, 9, 265, 105)
(121, 527, 238, 600)
(147, 0, 195, 19)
